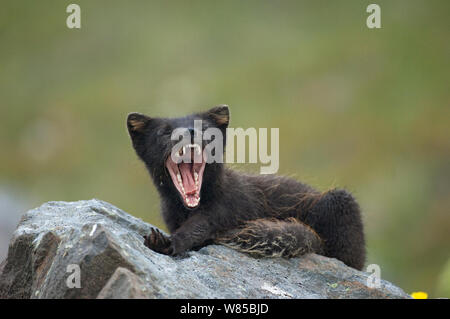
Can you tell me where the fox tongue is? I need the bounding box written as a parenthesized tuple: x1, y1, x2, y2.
(179, 163, 196, 195)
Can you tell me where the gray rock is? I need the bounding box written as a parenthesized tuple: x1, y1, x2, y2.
(0, 199, 411, 299)
(97, 267, 153, 299)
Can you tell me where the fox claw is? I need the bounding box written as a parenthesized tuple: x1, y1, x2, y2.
(143, 228, 172, 255)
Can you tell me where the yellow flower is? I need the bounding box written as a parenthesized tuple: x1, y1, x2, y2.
(411, 291, 428, 299)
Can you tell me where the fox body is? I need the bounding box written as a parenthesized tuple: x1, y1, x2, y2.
(127, 106, 365, 270)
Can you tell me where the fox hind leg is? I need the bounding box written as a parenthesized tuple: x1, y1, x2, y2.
(301, 189, 366, 270)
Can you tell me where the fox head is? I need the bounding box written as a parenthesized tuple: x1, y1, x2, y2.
(127, 105, 229, 210)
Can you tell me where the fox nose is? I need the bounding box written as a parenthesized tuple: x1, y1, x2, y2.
(188, 128, 198, 144)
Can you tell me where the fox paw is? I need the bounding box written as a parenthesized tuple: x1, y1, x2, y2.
(143, 228, 173, 255)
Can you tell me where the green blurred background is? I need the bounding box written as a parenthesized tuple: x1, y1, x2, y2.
(0, 1, 449, 297)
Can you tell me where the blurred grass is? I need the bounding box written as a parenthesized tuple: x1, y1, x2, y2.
(0, 0, 449, 297)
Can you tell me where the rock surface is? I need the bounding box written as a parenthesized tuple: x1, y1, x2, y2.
(0, 199, 410, 299)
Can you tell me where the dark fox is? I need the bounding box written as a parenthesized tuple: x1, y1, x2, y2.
(127, 105, 366, 270)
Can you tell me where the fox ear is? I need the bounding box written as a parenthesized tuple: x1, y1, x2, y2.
(127, 112, 152, 135)
(207, 105, 229, 128)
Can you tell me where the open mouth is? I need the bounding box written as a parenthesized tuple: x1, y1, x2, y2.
(165, 144, 206, 208)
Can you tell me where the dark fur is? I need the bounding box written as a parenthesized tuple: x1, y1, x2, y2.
(128, 106, 366, 270)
